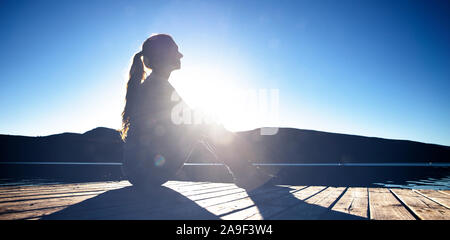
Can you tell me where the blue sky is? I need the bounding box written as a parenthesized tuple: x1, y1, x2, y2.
(0, 0, 449, 146)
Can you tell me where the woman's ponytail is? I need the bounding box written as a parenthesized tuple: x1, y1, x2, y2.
(121, 51, 144, 141)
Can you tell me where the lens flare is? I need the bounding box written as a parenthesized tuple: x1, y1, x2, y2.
(154, 154, 166, 167)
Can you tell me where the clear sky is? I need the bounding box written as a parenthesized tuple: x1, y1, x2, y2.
(0, 0, 449, 146)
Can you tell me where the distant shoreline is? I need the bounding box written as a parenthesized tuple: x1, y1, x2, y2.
(0, 162, 122, 165)
(1, 161, 449, 167)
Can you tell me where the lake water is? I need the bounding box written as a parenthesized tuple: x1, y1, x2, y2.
(0, 162, 449, 189)
(372, 176, 450, 190)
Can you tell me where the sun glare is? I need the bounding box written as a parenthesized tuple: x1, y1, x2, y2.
(170, 65, 279, 132)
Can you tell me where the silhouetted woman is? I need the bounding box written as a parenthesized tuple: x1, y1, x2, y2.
(121, 34, 272, 191)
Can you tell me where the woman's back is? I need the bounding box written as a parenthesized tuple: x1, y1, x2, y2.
(128, 74, 177, 136)
(123, 73, 200, 187)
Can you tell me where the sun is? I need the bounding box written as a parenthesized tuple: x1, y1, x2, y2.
(170, 64, 261, 132)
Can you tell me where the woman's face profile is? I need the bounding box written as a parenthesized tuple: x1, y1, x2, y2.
(170, 43, 183, 70)
(144, 37, 183, 72)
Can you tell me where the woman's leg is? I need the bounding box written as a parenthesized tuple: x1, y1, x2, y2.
(122, 127, 196, 188)
(199, 128, 274, 191)
(122, 140, 171, 188)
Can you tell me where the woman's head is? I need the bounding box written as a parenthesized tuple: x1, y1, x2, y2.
(121, 34, 182, 140)
(142, 34, 183, 73)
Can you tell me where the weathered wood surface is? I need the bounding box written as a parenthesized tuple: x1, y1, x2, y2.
(0, 180, 449, 220)
(391, 189, 450, 220)
(331, 187, 368, 219)
(368, 188, 416, 220)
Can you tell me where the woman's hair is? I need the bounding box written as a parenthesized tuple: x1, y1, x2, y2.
(121, 34, 175, 141)
(121, 51, 144, 141)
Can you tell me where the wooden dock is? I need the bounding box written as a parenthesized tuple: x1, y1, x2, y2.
(0, 180, 449, 220)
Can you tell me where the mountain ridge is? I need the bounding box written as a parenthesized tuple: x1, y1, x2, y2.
(0, 127, 448, 164)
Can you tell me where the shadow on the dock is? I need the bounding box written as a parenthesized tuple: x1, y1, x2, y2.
(42, 185, 220, 220)
(243, 185, 367, 220)
(41, 183, 366, 220)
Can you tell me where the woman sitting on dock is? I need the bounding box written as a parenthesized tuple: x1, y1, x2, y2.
(121, 34, 273, 191)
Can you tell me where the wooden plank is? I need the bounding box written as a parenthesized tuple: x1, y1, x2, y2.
(39, 188, 190, 220)
(0, 181, 129, 196)
(271, 187, 345, 220)
(261, 186, 327, 220)
(439, 190, 450, 196)
(188, 188, 246, 202)
(368, 188, 415, 220)
(0, 188, 108, 201)
(313, 187, 346, 208)
(162, 180, 193, 186)
(98, 183, 290, 219)
(415, 189, 450, 209)
(119, 188, 255, 219)
(184, 185, 239, 197)
(0, 190, 106, 203)
(40, 181, 231, 220)
(176, 182, 234, 190)
(168, 183, 237, 196)
(199, 186, 324, 220)
(0, 180, 205, 197)
(0, 181, 127, 197)
(0, 192, 103, 211)
(211, 187, 300, 220)
(187, 185, 303, 219)
(242, 186, 321, 220)
(0, 193, 103, 220)
(0, 181, 215, 205)
(0, 206, 68, 220)
(289, 186, 328, 201)
(331, 187, 368, 219)
(163, 181, 212, 188)
(0, 185, 117, 196)
(0, 181, 268, 220)
(0, 181, 137, 220)
(221, 186, 310, 220)
(191, 188, 261, 206)
(111, 184, 290, 220)
(0, 180, 130, 191)
(390, 188, 450, 220)
(224, 185, 325, 220)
